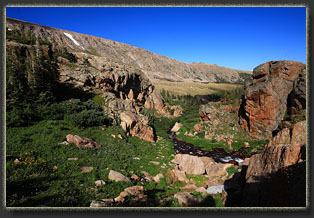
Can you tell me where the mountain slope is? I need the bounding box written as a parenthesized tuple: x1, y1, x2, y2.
(6, 17, 251, 83)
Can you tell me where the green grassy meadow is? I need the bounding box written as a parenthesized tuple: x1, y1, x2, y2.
(6, 83, 266, 207)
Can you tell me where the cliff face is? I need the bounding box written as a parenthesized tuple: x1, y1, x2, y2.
(6, 17, 251, 84)
(238, 61, 306, 139)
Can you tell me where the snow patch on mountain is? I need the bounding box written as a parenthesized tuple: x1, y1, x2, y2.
(64, 32, 84, 49)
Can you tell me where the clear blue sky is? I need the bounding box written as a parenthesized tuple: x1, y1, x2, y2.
(6, 7, 306, 71)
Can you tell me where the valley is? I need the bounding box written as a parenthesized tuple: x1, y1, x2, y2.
(5, 17, 307, 208)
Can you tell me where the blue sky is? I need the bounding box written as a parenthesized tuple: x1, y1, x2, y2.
(6, 7, 306, 71)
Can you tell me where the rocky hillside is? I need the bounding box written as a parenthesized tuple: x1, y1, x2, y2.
(6, 17, 251, 84)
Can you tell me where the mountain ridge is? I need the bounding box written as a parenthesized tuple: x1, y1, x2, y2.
(6, 17, 252, 83)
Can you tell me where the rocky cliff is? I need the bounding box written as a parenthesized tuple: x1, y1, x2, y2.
(239, 60, 306, 139)
(6, 17, 251, 84)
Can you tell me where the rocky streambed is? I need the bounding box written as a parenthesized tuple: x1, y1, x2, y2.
(168, 131, 258, 165)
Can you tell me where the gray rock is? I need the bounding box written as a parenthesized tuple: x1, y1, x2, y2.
(108, 170, 130, 183)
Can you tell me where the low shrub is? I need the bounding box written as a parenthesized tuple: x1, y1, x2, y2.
(43, 99, 112, 128)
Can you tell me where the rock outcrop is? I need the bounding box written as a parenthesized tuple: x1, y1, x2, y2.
(239, 61, 306, 139)
(241, 120, 306, 206)
(6, 18, 182, 143)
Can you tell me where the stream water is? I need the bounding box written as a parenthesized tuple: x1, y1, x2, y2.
(168, 131, 256, 164)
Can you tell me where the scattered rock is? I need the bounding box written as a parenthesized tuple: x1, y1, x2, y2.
(108, 170, 130, 183)
(243, 142, 250, 147)
(171, 122, 183, 132)
(59, 141, 69, 145)
(66, 134, 101, 148)
(113, 186, 147, 205)
(153, 173, 164, 184)
(150, 161, 160, 165)
(81, 166, 94, 173)
(131, 174, 140, 181)
(140, 171, 153, 182)
(124, 185, 144, 196)
(95, 180, 106, 186)
(90, 199, 114, 207)
(206, 184, 226, 194)
(174, 192, 201, 206)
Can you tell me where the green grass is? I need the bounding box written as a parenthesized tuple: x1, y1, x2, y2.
(6, 81, 269, 207)
(226, 166, 238, 179)
(186, 174, 208, 187)
(82, 49, 100, 57)
(63, 63, 77, 70)
(6, 119, 176, 207)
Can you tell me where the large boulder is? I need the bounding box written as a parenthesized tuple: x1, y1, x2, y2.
(108, 170, 130, 183)
(174, 154, 205, 175)
(239, 61, 306, 139)
(66, 134, 101, 148)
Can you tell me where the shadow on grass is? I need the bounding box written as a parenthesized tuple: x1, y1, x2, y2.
(6, 176, 58, 207)
(6, 174, 92, 207)
(54, 82, 95, 102)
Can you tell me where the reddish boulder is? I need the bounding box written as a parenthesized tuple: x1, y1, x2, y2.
(66, 134, 101, 148)
(239, 61, 306, 139)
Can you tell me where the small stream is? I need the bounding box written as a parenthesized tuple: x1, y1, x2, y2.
(168, 131, 256, 165)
